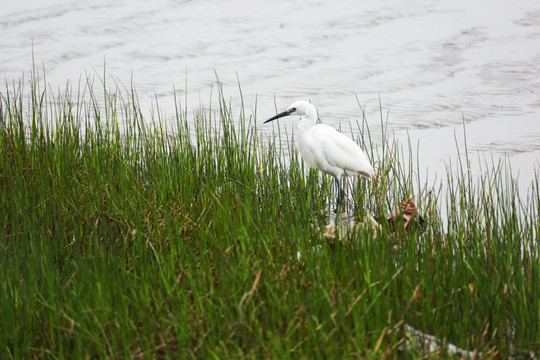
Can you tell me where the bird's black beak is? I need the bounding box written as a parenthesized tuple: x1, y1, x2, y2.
(264, 108, 295, 124)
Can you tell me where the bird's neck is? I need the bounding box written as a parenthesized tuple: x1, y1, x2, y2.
(296, 115, 317, 135)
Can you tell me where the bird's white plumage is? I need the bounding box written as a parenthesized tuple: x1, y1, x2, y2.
(300, 123, 375, 179)
(266, 100, 375, 179)
(264, 100, 375, 210)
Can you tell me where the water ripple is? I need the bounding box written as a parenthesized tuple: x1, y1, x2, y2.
(1, 0, 540, 193)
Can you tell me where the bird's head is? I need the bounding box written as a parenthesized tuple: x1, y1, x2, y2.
(264, 100, 317, 123)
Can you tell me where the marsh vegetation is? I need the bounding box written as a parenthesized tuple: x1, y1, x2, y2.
(0, 75, 538, 358)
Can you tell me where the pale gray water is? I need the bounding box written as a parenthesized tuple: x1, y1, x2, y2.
(2, 0, 540, 204)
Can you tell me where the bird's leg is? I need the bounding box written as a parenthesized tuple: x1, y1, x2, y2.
(334, 177, 346, 214)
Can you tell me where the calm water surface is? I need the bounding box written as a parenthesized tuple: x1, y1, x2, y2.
(2, 0, 540, 203)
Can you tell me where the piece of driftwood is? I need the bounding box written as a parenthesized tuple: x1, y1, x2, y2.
(319, 199, 424, 242)
(322, 213, 381, 242)
(387, 198, 424, 233)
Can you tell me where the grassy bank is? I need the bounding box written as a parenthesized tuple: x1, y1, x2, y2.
(0, 75, 538, 358)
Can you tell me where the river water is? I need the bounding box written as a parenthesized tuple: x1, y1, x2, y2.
(2, 0, 540, 206)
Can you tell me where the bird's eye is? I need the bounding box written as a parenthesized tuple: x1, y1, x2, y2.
(290, 107, 297, 113)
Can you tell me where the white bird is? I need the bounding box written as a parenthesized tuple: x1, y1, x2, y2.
(264, 100, 376, 212)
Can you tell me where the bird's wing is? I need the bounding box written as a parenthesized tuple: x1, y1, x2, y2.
(315, 125, 375, 178)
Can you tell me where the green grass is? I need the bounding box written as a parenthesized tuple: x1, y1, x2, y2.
(0, 74, 538, 359)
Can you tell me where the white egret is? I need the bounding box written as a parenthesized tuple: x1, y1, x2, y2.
(264, 100, 376, 212)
